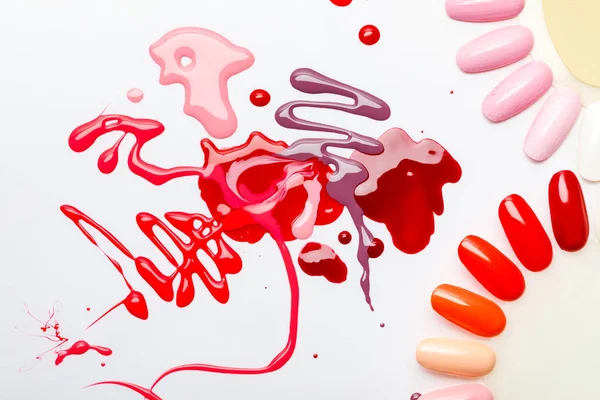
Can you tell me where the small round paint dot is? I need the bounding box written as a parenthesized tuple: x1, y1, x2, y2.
(421, 130, 424, 133)
(450, 90, 454, 94)
(313, 353, 319, 359)
(359, 25, 380, 46)
(367, 238, 384, 258)
(331, 0, 352, 6)
(250, 89, 271, 107)
(101, 362, 106, 367)
(338, 231, 352, 245)
(380, 322, 385, 328)
(86, 307, 90, 311)
(410, 394, 421, 400)
(126, 88, 144, 103)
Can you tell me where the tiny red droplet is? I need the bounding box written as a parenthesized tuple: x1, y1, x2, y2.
(101, 362, 106, 367)
(86, 307, 90, 311)
(411, 393, 422, 400)
(359, 25, 380, 46)
(250, 89, 271, 107)
(338, 231, 352, 245)
(330, 0, 352, 6)
(313, 353, 319, 359)
(380, 322, 385, 328)
(450, 90, 454, 94)
(367, 238, 384, 258)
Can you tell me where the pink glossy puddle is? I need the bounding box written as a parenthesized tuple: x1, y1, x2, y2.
(127, 88, 144, 103)
(149, 27, 255, 139)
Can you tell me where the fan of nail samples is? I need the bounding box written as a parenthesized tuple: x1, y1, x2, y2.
(414, 170, 589, 398)
(447, 0, 582, 164)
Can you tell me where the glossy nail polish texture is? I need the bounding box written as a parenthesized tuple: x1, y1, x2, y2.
(578, 101, 600, 182)
(431, 284, 506, 337)
(416, 337, 496, 378)
(499, 194, 553, 272)
(549, 170, 589, 251)
(457, 26, 533, 73)
(524, 87, 581, 161)
(446, 0, 525, 22)
(458, 235, 525, 301)
(482, 61, 553, 122)
(420, 384, 494, 400)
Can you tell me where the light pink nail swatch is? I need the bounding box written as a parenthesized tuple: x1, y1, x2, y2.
(524, 87, 581, 161)
(483, 62, 553, 123)
(446, 0, 525, 22)
(420, 384, 493, 400)
(457, 26, 533, 73)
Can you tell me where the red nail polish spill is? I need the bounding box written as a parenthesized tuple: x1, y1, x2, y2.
(101, 362, 106, 367)
(359, 25, 381, 46)
(313, 353, 319, 359)
(86, 307, 91, 312)
(126, 88, 144, 103)
(250, 89, 271, 107)
(549, 170, 589, 252)
(367, 238, 384, 258)
(298, 242, 348, 283)
(352, 128, 461, 254)
(411, 393, 422, 400)
(380, 322, 385, 328)
(338, 231, 352, 245)
(149, 27, 255, 139)
(450, 90, 454, 94)
(499, 194, 553, 272)
(55, 340, 112, 366)
(330, 0, 352, 6)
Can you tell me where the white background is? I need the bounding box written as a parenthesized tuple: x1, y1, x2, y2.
(0, 0, 598, 399)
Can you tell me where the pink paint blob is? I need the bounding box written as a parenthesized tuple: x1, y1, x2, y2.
(149, 27, 255, 139)
(55, 340, 112, 366)
(127, 88, 144, 103)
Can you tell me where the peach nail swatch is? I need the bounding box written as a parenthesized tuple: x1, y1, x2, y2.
(416, 337, 496, 377)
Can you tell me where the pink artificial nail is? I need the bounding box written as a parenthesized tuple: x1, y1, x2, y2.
(420, 384, 493, 400)
(524, 87, 581, 161)
(457, 26, 533, 73)
(446, 0, 525, 22)
(482, 61, 553, 123)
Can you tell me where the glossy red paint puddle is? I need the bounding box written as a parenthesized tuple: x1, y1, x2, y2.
(55, 341, 112, 366)
(298, 242, 348, 283)
(359, 25, 380, 45)
(250, 89, 271, 107)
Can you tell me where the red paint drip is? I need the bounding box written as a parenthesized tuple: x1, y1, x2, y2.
(298, 242, 348, 284)
(359, 25, 380, 46)
(55, 340, 112, 366)
(250, 89, 271, 107)
(367, 238, 384, 258)
(338, 230, 352, 245)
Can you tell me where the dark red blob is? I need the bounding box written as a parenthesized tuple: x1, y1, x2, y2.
(450, 90, 454, 94)
(313, 353, 319, 359)
(338, 231, 352, 245)
(499, 194, 553, 272)
(250, 89, 271, 107)
(359, 25, 381, 46)
(330, 0, 352, 6)
(354, 129, 462, 255)
(86, 307, 91, 311)
(380, 322, 385, 328)
(410, 393, 421, 400)
(101, 362, 106, 367)
(55, 340, 112, 366)
(298, 242, 348, 283)
(367, 238, 384, 258)
(548, 170, 589, 252)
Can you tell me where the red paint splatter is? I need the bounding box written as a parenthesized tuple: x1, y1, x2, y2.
(298, 242, 348, 284)
(367, 238, 384, 258)
(450, 90, 454, 94)
(313, 353, 319, 359)
(352, 128, 462, 254)
(250, 89, 271, 107)
(55, 340, 112, 366)
(380, 322, 385, 328)
(338, 230, 352, 245)
(359, 25, 380, 46)
(101, 362, 106, 367)
(330, 0, 352, 6)
(86, 307, 91, 311)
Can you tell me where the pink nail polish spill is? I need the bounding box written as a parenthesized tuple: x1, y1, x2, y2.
(149, 28, 255, 139)
(55, 340, 112, 366)
(126, 88, 144, 103)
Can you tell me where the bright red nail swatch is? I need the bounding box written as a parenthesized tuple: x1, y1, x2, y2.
(499, 194, 553, 272)
(458, 235, 525, 301)
(548, 170, 589, 252)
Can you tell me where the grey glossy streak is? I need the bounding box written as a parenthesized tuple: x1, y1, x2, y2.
(275, 68, 391, 310)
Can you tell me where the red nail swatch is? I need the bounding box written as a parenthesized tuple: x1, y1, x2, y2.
(499, 194, 553, 272)
(548, 170, 589, 252)
(458, 235, 525, 301)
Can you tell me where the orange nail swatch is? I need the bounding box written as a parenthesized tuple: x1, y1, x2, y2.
(431, 284, 506, 337)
